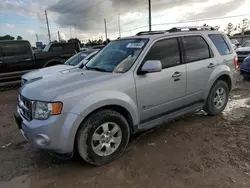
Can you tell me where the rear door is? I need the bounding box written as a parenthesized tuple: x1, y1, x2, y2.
(3, 42, 34, 73)
(183, 35, 215, 102)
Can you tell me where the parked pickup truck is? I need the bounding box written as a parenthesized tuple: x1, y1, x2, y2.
(0, 40, 80, 86)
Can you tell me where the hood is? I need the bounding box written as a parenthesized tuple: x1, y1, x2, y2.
(20, 70, 119, 101)
(236, 47, 250, 52)
(22, 65, 80, 81)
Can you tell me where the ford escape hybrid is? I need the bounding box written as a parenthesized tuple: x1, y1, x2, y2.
(14, 26, 238, 166)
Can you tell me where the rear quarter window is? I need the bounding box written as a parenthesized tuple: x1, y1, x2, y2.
(208, 34, 232, 56)
(50, 44, 63, 52)
(63, 43, 76, 52)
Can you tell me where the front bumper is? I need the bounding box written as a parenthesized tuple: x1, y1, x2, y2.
(14, 108, 83, 154)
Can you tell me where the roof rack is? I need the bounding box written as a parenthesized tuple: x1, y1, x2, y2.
(136, 26, 216, 36)
(136, 30, 167, 36)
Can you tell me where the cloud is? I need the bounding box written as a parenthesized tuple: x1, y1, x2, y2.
(6, 24, 16, 28)
(184, 0, 246, 21)
(48, 0, 244, 35)
(27, 29, 35, 35)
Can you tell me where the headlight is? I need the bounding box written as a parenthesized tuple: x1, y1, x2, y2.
(32, 101, 63, 120)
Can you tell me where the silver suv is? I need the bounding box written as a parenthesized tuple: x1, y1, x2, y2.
(14, 27, 238, 166)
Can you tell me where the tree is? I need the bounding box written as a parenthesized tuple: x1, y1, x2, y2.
(68, 38, 81, 44)
(17, 36, 23, 40)
(85, 39, 103, 46)
(235, 18, 250, 35)
(52, 40, 58, 43)
(0, 35, 15, 40)
(224, 23, 234, 36)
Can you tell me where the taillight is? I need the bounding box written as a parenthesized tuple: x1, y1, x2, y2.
(234, 56, 239, 70)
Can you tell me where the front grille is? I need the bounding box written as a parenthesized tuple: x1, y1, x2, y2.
(18, 95, 33, 121)
(237, 51, 250, 56)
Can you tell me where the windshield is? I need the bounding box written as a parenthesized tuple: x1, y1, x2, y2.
(85, 39, 148, 73)
(43, 44, 51, 52)
(65, 51, 94, 66)
(242, 41, 250, 47)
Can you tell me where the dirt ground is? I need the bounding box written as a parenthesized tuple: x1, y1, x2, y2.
(0, 75, 250, 188)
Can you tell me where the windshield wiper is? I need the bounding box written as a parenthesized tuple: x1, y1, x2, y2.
(85, 65, 108, 72)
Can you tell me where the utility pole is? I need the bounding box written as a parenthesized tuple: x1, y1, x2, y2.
(45, 10, 51, 42)
(104, 18, 108, 40)
(75, 24, 78, 38)
(118, 14, 121, 38)
(70, 28, 72, 38)
(148, 0, 152, 31)
(36, 34, 39, 42)
(58, 31, 61, 42)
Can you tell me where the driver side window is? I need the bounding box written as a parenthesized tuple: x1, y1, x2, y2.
(144, 38, 180, 69)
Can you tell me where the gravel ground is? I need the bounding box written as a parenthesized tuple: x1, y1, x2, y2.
(0, 75, 250, 188)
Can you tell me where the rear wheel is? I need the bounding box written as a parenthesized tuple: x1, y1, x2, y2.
(76, 109, 130, 166)
(204, 80, 229, 116)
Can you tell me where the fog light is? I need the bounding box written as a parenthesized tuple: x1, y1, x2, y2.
(35, 134, 50, 146)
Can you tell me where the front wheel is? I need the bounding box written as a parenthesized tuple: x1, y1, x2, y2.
(76, 109, 130, 166)
(204, 80, 229, 116)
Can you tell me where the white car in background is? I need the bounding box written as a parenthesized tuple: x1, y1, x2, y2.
(21, 50, 98, 85)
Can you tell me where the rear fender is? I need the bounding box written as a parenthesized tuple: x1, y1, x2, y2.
(204, 65, 232, 99)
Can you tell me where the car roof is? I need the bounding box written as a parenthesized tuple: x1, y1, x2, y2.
(0, 40, 29, 43)
(120, 26, 226, 41)
(121, 30, 225, 41)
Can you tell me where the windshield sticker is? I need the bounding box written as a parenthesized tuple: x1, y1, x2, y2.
(126, 43, 144, 48)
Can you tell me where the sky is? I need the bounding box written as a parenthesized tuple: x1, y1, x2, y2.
(0, 0, 250, 46)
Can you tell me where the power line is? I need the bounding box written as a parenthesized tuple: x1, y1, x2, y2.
(152, 13, 250, 27)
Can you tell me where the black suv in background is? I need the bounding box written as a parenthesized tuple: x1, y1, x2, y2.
(0, 40, 80, 86)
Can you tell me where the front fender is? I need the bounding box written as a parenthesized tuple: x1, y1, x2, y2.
(204, 65, 233, 99)
(70, 90, 139, 126)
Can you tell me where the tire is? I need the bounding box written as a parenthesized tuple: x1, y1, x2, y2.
(203, 80, 229, 116)
(76, 109, 130, 166)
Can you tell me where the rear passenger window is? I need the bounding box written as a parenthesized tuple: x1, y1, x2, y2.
(50, 45, 63, 52)
(3, 43, 27, 57)
(183, 36, 211, 63)
(208, 34, 232, 55)
(144, 38, 180, 69)
(63, 44, 75, 52)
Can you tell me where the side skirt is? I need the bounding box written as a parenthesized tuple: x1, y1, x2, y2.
(135, 102, 204, 133)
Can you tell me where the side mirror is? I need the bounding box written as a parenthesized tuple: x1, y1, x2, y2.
(140, 60, 162, 74)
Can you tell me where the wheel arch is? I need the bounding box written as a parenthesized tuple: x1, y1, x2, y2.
(44, 58, 65, 67)
(204, 68, 233, 99)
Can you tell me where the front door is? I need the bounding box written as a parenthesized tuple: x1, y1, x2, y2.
(134, 38, 187, 123)
(3, 42, 34, 73)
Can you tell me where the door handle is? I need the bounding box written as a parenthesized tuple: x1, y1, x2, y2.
(25, 58, 32, 61)
(207, 63, 216, 68)
(0, 61, 2, 64)
(172, 71, 183, 78)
